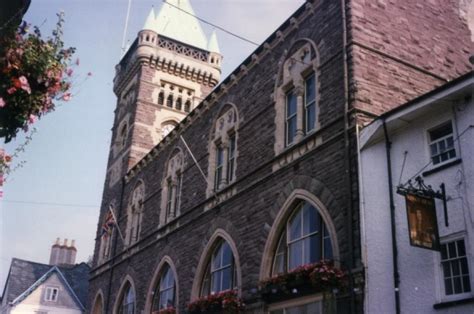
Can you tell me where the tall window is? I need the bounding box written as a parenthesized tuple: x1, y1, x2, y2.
(273, 201, 333, 275)
(286, 90, 297, 146)
(184, 100, 191, 112)
(274, 42, 319, 155)
(158, 92, 164, 105)
(161, 150, 185, 225)
(441, 239, 471, 295)
(175, 97, 182, 111)
(429, 121, 456, 165)
(214, 145, 224, 191)
(305, 74, 316, 134)
(152, 264, 176, 311)
(127, 182, 144, 245)
(207, 105, 239, 196)
(119, 282, 135, 314)
(167, 95, 173, 108)
(201, 240, 236, 296)
(227, 135, 236, 183)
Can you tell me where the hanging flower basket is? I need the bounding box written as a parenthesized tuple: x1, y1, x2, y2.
(0, 12, 76, 143)
(187, 290, 244, 314)
(259, 260, 347, 301)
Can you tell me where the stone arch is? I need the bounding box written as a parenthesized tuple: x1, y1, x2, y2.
(190, 228, 242, 300)
(159, 146, 186, 225)
(91, 289, 104, 314)
(273, 38, 321, 154)
(113, 275, 137, 314)
(144, 256, 180, 314)
(205, 103, 240, 196)
(259, 185, 341, 280)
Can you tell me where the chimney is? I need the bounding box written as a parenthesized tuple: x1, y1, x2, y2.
(49, 238, 77, 266)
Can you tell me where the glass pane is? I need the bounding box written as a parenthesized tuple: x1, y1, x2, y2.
(289, 209, 302, 241)
(211, 271, 222, 293)
(274, 254, 285, 275)
(448, 242, 457, 259)
(439, 141, 446, 152)
(447, 136, 454, 148)
(461, 258, 469, 274)
(307, 234, 320, 263)
(448, 150, 456, 158)
(445, 278, 453, 295)
(430, 123, 452, 141)
(222, 242, 233, 266)
(167, 269, 175, 288)
(443, 262, 451, 278)
(433, 156, 440, 164)
(306, 301, 321, 314)
(452, 261, 460, 276)
(463, 275, 471, 292)
(289, 240, 303, 270)
(454, 277, 462, 294)
(457, 240, 466, 256)
(212, 245, 222, 270)
(303, 204, 317, 234)
(305, 74, 315, 102)
(430, 144, 438, 155)
(306, 104, 315, 133)
(287, 117, 297, 145)
(222, 267, 232, 290)
(287, 92, 297, 117)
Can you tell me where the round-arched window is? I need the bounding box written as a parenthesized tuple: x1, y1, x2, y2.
(151, 264, 176, 311)
(200, 239, 236, 296)
(272, 200, 333, 275)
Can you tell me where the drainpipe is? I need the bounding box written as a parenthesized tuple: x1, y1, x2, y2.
(382, 120, 401, 314)
(340, 0, 356, 312)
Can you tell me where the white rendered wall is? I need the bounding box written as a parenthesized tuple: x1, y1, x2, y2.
(360, 97, 474, 313)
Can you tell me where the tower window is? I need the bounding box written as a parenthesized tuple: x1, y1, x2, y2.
(158, 92, 164, 105)
(184, 100, 191, 112)
(176, 98, 182, 111)
(167, 95, 173, 108)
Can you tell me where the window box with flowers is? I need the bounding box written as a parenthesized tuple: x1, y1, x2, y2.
(187, 290, 244, 314)
(259, 260, 347, 302)
(152, 307, 176, 314)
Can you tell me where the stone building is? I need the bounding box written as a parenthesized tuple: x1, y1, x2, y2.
(88, 0, 472, 313)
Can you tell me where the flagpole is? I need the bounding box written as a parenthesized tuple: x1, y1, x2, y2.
(109, 206, 126, 244)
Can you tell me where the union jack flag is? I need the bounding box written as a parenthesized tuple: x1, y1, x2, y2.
(101, 210, 115, 238)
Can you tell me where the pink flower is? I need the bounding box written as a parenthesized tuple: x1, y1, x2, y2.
(28, 114, 37, 124)
(62, 93, 71, 101)
(66, 68, 73, 76)
(0, 98, 5, 108)
(7, 87, 16, 94)
(18, 76, 28, 85)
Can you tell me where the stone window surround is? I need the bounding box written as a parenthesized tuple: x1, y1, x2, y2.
(259, 189, 340, 281)
(274, 39, 320, 156)
(157, 81, 195, 113)
(113, 114, 130, 158)
(160, 148, 186, 226)
(144, 256, 180, 313)
(98, 203, 115, 265)
(190, 229, 242, 300)
(206, 104, 239, 197)
(91, 290, 104, 314)
(113, 276, 136, 314)
(125, 181, 145, 246)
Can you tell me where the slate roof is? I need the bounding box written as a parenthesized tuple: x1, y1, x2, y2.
(1, 258, 90, 308)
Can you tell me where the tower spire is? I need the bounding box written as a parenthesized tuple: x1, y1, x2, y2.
(143, 7, 156, 31)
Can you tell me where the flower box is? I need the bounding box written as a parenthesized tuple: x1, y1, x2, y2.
(187, 290, 244, 314)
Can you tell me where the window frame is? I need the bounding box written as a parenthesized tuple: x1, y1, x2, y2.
(304, 72, 316, 134)
(427, 120, 457, 166)
(157, 265, 176, 310)
(44, 286, 59, 302)
(214, 143, 224, 191)
(200, 239, 236, 296)
(438, 237, 472, 301)
(227, 133, 236, 183)
(285, 88, 297, 147)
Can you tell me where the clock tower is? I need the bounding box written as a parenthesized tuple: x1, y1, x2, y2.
(106, 0, 222, 188)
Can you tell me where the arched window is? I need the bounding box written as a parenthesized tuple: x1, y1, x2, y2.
(206, 105, 239, 196)
(200, 239, 236, 296)
(167, 95, 173, 108)
(161, 121, 177, 139)
(118, 282, 135, 314)
(158, 92, 164, 105)
(175, 97, 182, 111)
(160, 149, 184, 225)
(118, 122, 128, 150)
(98, 204, 114, 263)
(274, 40, 319, 154)
(92, 292, 103, 314)
(184, 100, 191, 112)
(151, 264, 176, 311)
(126, 182, 144, 245)
(272, 200, 332, 275)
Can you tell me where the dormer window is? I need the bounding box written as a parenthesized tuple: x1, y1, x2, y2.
(45, 287, 59, 302)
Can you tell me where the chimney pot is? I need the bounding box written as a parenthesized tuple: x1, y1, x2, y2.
(71, 240, 76, 247)
(63, 238, 68, 246)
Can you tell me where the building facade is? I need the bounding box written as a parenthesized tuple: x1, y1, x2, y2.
(88, 0, 473, 313)
(359, 73, 474, 313)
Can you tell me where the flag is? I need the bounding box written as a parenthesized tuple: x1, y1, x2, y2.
(101, 210, 115, 238)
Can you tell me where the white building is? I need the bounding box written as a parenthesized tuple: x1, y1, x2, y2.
(359, 72, 474, 313)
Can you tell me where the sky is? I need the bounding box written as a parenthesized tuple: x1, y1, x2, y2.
(0, 0, 305, 291)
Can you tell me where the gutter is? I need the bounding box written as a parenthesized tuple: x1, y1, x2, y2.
(382, 119, 401, 314)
